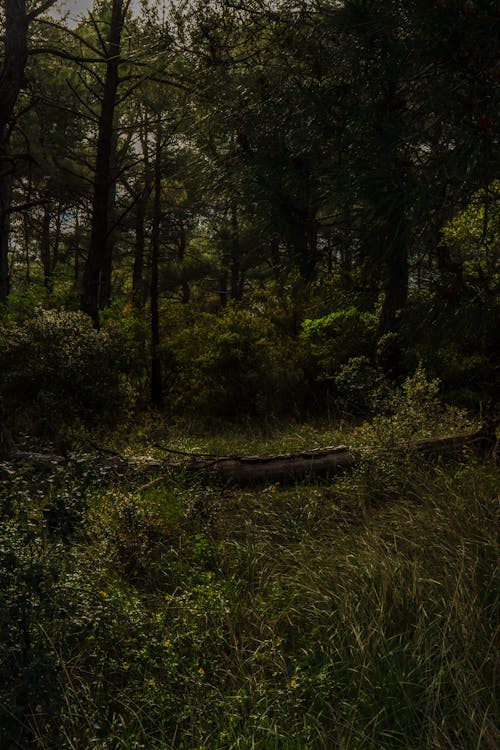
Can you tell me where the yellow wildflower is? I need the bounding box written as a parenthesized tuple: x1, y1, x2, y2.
(163, 639, 172, 648)
(99, 590, 107, 598)
(198, 667, 205, 676)
(122, 663, 129, 671)
(290, 677, 298, 689)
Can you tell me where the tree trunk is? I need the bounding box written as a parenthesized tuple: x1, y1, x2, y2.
(178, 222, 190, 303)
(81, 0, 126, 327)
(52, 202, 62, 278)
(2, 426, 495, 483)
(98, 129, 119, 310)
(293, 211, 318, 281)
(0, 138, 12, 304)
(219, 256, 228, 308)
(132, 187, 147, 306)
(379, 216, 409, 336)
(0, 0, 29, 304)
(150, 121, 163, 408)
(230, 202, 241, 300)
(40, 201, 52, 290)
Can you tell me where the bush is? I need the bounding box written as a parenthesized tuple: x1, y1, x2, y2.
(300, 306, 377, 379)
(334, 356, 391, 417)
(0, 308, 131, 433)
(424, 345, 495, 408)
(162, 303, 305, 421)
(399, 293, 499, 407)
(359, 363, 450, 445)
(0, 478, 66, 747)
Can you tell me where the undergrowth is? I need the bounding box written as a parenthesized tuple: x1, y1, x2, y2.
(0, 422, 497, 749)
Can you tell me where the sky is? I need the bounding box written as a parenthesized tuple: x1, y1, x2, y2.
(50, 0, 146, 25)
(52, 0, 93, 22)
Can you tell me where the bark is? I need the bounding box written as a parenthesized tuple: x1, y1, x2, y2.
(132, 183, 150, 307)
(293, 211, 318, 281)
(23, 206, 30, 282)
(81, 0, 126, 326)
(52, 203, 62, 275)
(40, 201, 51, 288)
(72, 210, 81, 287)
(2, 426, 495, 484)
(340, 243, 352, 289)
(98, 128, 119, 310)
(0, 0, 29, 132)
(230, 202, 241, 301)
(218, 261, 228, 308)
(178, 222, 190, 303)
(150, 121, 163, 408)
(0, 139, 12, 303)
(208, 445, 355, 484)
(379, 225, 409, 336)
(0, 0, 29, 304)
(132, 125, 152, 307)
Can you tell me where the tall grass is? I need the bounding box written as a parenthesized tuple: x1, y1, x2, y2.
(1, 449, 497, 748)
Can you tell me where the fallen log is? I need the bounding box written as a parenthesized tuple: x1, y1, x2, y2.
(0, 422, 496, 485)
(199, 445, 355, 485)
(395, 428, 497, 460)
(190, 424, 496, 484)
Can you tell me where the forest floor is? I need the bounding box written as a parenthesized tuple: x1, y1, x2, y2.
(0, 414, 498, 749)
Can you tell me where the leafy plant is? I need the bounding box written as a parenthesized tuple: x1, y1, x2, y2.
(0, 308, 132, 434)
(301, 307, 378, 379)
(163, 303, 305, 420)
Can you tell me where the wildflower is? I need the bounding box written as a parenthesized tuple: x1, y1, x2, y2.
(122, 663, 130, 671)
(163, 640, 172, 648)
(276, 636, 284, 646)
(290, 677, 298, 689)
(155, 613, 163, 622)
(99, 590, 107, 598)
(148, 679, 156, 687)
(164, 594, 173, 602)
(198, 667, 205, 676)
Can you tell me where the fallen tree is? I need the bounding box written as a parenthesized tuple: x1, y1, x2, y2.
(195, 444, 356, 484)
(1, 420, 497, 485)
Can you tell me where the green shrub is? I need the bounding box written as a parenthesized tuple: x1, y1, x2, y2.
(399, 293, 499, 407)
(424, 345, 495, 408)
(0, 308, 131, 432)
(300, 306, 377, 379)
(0, 480, 65, 747)
(163, 304, 305, 420)
(359, 363, 449, 445)
(334, 355, 391, 416)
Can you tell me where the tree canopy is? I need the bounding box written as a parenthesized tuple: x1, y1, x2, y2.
(0, 0, 498, 419)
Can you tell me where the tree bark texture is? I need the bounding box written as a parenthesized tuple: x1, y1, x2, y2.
(0, 139, 12, 303)
(132, 181, 151, 307)
(230, 202, 242, 300)
(0, 0, 29, 304)
(1, 427, 496, 484)
(150, 120, 163, 408)
(81, 0, 126, 326)
(178, 222, 190, 303)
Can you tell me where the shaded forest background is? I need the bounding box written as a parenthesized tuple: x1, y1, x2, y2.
(1, 0, 499, 434)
